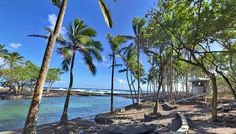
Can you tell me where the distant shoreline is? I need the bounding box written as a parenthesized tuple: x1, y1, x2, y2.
(0, 89, 133, 100)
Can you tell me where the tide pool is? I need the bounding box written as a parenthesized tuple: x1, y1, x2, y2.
(0, 96, 132, 131)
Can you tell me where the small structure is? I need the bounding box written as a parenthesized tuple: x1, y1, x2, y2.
(189, 78, 210, 94)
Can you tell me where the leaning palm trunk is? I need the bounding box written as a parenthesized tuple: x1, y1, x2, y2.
(126, 68, 135, 104)
(110, 54, 115, 113)
(60, 49, 76, 123)
(23, 1, 67, 133)
(130, 72, 137, 102)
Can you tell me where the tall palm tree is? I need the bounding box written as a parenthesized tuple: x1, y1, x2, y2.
(132, 17, 146, 104)
(23, 0, 113, 133)
(124, 17, 146, 104)
(107, 33, 128, 113)
(4, 52, 23, 69)
(58, 18, 103, 123)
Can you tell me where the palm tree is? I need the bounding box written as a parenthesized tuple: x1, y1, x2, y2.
(23, 0, 113, 133)
(124, 17, 146, 104)
(58, 18, 103, 123)
(107, 33, 128, 113)
(4, 52, 23, 69)
(132, 17, 146, 104)
(0, 44, 9, 68)
(119, 46, 137, 104)
(0, 44, 8, 57)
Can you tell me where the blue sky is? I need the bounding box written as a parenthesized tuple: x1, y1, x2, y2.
(0, 0, 155, 89)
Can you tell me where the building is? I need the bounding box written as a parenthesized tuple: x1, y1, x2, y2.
(189, 78, 210, 94)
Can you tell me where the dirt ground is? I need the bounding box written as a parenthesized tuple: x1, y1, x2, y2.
(177, 99, 236, 134)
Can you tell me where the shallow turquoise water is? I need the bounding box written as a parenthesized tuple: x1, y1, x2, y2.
(0, 96, 132, 131)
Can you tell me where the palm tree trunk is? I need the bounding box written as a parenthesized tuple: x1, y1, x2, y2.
(126, 68, 135, 104)
(137, 42, 141, 104)
(130, 72, 137, 102)
(110, 54, 115, 113)
(23, 1, 67, 133)
(60, 48, 76, 123)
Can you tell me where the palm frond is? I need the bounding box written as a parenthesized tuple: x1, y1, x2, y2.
(87, 41, 103, 51)
(85, 48, 103, 62)
(28, 34, 49, 39)
(80, 27, 97, 37)
(138, 18, 146, 34)
(80, 49, 96, 75)
(98, 0, 113, 28)
(61, 57, 71, 72)
(57, 47, 72, 59)
(118, 68, 127, 73)
(50, 0, 62, 8)
(132, 17, 139, 35)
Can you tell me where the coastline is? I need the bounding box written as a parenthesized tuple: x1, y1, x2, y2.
(0, 89, 133, 100)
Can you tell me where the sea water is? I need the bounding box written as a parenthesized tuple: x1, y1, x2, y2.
(0, 96, 132, 131)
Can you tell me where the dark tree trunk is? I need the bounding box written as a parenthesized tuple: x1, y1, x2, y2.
(210, 75, 218, 121)
(153, 82, 162, 114)
(110, 54, 115, 113)
(126, 69, 135, 104)
(60, 48, 76, 123)
(22, 1, 67, 133)
(130, 72, 137, 101)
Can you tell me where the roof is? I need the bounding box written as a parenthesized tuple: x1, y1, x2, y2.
(188, 78, 210, 82)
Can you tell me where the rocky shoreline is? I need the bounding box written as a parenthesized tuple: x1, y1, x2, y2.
(0, 89, 133, 100)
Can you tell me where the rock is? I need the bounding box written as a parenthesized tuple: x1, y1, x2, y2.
(162, 102, 177, 111)
(144, 112, 161, 122)
(54, 121, 78, 134)
(99, 123, 156, 134)
(94, 114, 113, 125)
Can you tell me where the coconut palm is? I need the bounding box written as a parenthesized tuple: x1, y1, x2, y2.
(4, 52, 23, 69)
(23, 0, 113, 133)
(118, 46, 137, 104)
(58, 18, 103, 123)
(123, 17, 146, 104)
(0, 44, 9, 68)
(132, 17, 146, 104)
(107, 33, 129, 113)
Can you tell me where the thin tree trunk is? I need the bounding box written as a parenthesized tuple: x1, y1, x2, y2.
(130, 73, 137, 102)
(23, 1, 67, 133)
(60, 48, 76, 123)
(126, 69, 135, 104)
(47, 81, 52, 93)
(153, 80, 162, 114)
(137, 42, 141, 104)
(110, 54, 115, 113)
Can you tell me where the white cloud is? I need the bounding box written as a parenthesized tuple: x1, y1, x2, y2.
(116, 77, 126, 84)
(48, 14, 66, 35)
(102, 55, 108, 62)
(9, 43, 22, 49)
